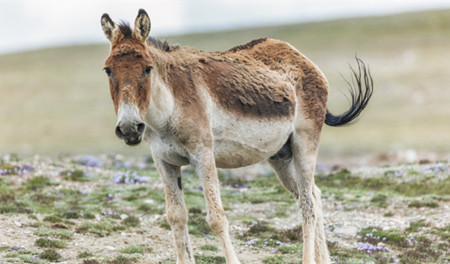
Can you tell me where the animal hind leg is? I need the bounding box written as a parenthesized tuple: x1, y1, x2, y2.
(292, 129, 329, 264)
(270, 131, 329, 264)
(152, 156, 195, 264)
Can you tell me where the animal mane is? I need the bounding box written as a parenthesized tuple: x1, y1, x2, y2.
(116, 21, 175, 52)
(118, 21, 132, 38)
(147, 37, 176, 52)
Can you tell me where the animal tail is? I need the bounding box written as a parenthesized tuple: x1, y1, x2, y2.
(325, 57, 374, 127)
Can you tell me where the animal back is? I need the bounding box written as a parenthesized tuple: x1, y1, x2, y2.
(202, 60, 295, 119)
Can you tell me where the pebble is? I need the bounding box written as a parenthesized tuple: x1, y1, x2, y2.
(333, 226, 358, 238)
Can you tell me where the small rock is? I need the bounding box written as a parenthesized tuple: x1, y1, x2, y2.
(105, 246, 115, 251)
(333, 226, 358, 238)
(14, 221, 22, 227)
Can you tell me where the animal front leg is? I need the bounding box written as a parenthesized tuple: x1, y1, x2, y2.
(153, 157, 195, 264)
(191, 150, 241, 264)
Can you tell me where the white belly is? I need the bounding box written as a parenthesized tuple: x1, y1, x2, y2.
(211, 108, 293, 168)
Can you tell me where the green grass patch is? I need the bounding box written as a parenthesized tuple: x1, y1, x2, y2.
(405, 219, 426, 233)
(188, 213, 212, 237)
(122, 216, 140, 227)
(370, 194, 388, 208)
(83, 259, 100, 264)
(34, 228, 73, 240)
(316, 171, 450, 197)
(60, 169, 91, 181)
(240, 221, 302, 244)
(194, 254, 226, 264)
(327, 241, 388, 264)
(23, 176, 57, 191)
(76, 221, 113, 237)
(383, 211, 394, 217)
(199, 244, 219, 252)
(107, 255, 137, 264)
(39, 249, 63, 262)
(78, 251, 94, 258)
(358, 227, 406, 247)
(399, 241, 444, 264)
(431, 224, 450, 241)
(408, 198, 439, 208)
(119, 245, 145, 254)
(35, 238, 67, 248)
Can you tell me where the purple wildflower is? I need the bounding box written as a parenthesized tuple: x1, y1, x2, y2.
(78, 155, 103, 168)
(11, 246, 25, 251)
(246, 238, 259, 246)
(356, 242, 390, 252)
(107, 193, 117, 200)
(111, 171, 149, 184)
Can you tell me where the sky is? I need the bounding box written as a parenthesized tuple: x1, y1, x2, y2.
(1, 0, 450, 54)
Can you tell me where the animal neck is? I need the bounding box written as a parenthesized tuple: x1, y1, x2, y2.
(145, 47, 176, 133)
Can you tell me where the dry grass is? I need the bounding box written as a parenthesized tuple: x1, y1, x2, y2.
(1, 9, 449, 157)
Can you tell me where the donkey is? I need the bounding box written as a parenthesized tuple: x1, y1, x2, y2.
(101, 9, 373, 264)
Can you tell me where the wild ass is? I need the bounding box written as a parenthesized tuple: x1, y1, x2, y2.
(101, 9, 373, 264)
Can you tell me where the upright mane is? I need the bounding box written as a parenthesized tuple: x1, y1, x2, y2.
(117, 21, 175, 52)
(118, 21, 133, 38)
(147, 37, 175, 52)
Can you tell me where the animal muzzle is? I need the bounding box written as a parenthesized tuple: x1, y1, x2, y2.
(115, 121, 145, 146)
(115, 103, 145, 146)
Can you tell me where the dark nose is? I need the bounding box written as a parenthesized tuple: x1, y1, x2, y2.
(115, 122, 145, 145)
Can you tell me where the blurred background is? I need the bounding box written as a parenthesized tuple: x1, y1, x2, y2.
(0, 0, 449, 163)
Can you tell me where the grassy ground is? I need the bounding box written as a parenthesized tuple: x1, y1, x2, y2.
(0, 154, 448, 263)
(0, 9, 449, 157)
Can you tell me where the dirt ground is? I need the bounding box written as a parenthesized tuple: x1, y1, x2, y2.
(0, 153, 448, 264)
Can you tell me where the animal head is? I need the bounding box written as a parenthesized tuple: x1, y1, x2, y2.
(101, 9, 152, 146)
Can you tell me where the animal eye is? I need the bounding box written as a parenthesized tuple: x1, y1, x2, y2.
(104, 67, 112, 77)
(145, 66, 153, 75)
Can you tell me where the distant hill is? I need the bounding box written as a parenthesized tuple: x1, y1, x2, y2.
(1, 9, 449, 158)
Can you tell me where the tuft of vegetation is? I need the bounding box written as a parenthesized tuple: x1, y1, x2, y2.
(399, 242, 444, 264)
(199, 244, 219, 252)
(78, 251, 94, 258)
(194, 254, 226, 264)
(408, 199, 439, 208)
(188, 213, 212, 237)
(43, 215, 63, 223)
(358, 227, 406, 247)
(119, 245, 145, 254)
(316, 172, 450, 197)
(405, 219, 426, 233)
(39, 249, 63, 262)
(34, 228, 73, 240)
(23, 176, 57, 191)
(76, 221, 114, 237)
(431, 225, 450, 241)
(35, 238, 67, 248)
(60, 169, 91, 181)
(240, 221, 302, 243)
(122, 216, 140, 227)
(107, 255, 137, 264)
(383, 211, 394, 217)
(370, 194, 389, 208)
(83, 259, 100, 264)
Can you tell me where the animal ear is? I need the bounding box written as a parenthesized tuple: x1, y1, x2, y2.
(101, 13, 118, 42)
(133, 9, 151, 42)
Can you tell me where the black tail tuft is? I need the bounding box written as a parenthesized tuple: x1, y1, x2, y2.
(325, 57, 374, 127)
